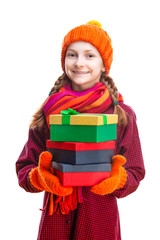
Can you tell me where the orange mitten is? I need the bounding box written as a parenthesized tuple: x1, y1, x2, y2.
(91, 155, 127, 195)
(29, 151, 73, 196)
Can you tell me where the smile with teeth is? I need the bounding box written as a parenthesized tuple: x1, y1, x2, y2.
(72, 70, 90, 75)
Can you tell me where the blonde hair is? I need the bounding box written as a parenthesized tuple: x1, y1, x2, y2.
(30, 72, 127, 129)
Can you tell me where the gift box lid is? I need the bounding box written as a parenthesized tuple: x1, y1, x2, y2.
(47, 140, 115, 151)
(49, 113, 118, 126)
(52, 161, 111, 173)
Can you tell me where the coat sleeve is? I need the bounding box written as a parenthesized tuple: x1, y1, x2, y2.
(16, 127, 48, 193)
(113, 104, 145, 198)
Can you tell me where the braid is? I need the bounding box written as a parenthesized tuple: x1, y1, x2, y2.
(30, 73, 70, 129)
(100, 72, 128, 126)
(49, 73, 70, 95)
(100, 72, 118, 101)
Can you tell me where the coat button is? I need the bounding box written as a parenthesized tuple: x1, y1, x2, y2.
(66, 220, 70, 224)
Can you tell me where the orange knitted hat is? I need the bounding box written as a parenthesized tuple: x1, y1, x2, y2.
(61, 20, 113, 74)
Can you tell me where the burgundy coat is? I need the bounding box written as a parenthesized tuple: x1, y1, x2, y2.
(16, 103, 145, 240)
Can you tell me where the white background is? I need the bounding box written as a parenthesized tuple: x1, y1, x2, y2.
(0, 0, 160, 239)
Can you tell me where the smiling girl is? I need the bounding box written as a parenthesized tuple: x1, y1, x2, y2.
(16, 20, 145, 240)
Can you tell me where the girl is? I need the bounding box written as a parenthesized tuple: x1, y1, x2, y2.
(16, 20, 145, 240)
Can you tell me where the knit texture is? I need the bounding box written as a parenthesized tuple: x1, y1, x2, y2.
(61, 21, 113, 74)
(91, 155, 127, 195)
(29, 151, 73, 196)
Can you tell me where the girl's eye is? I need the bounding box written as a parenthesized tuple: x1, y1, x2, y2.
(67, 53, 76, 57)
(88, 54, 94, 58)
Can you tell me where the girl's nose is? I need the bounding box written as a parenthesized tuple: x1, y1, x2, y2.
(74, 56, 85, 67)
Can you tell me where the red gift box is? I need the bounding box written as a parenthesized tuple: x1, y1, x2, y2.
(54, 169, 110, 187)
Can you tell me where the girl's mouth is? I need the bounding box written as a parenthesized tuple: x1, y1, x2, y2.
(72, 71, 89, 75)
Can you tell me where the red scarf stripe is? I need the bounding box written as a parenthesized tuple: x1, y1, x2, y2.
(83, 98, 113, 113)
(80, 89, 109, 111)
(47, 97, 73, 116)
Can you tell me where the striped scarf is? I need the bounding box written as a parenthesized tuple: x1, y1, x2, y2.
(42, 82, 123, 214)
(43, 82, 123, 127)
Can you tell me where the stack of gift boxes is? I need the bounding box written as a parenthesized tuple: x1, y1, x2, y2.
(47, 110, 118, 186)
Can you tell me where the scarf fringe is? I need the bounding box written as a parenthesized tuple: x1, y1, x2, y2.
(40, 187, 84, 215)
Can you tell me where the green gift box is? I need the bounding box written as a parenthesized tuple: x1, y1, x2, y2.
(49, 109, 118, 143)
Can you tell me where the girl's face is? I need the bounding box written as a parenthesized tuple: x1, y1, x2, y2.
(65, 41, 105, 91)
